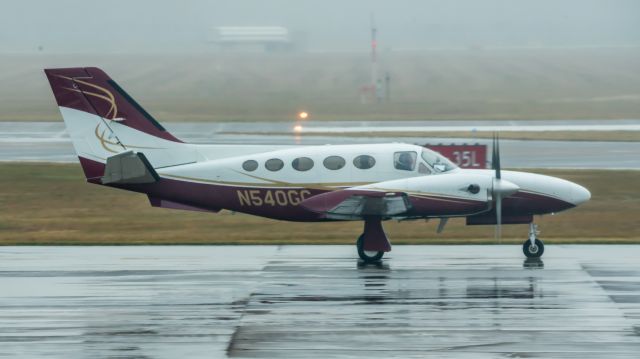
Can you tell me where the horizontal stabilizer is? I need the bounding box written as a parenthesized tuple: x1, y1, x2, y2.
(101, 151, 159, 184)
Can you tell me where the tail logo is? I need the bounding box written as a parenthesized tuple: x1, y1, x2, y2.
(55, 75, 123, 122)
(53, 73, 166, 154)
(94, 123, 122, 153)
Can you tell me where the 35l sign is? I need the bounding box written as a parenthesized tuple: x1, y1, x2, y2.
(423, 144, 487, 169)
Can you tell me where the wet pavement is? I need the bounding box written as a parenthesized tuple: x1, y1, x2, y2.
(1, 245, 639, 358)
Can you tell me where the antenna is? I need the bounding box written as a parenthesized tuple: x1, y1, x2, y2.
(370, 13, 378, 94)
(359, 13, 385, 104)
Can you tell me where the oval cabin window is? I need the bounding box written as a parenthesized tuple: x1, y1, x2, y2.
(242, 160, 258, 172)
(353, 155, 376, 170)
(323, 156, 346, 170)
(265, 158, 284, 171)
(292, 157, 314, 171)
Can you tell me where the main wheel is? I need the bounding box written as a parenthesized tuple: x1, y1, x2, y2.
(357, 235, 384, 263)
(523, 238, 544, 258)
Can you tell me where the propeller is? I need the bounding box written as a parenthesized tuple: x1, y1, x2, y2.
(491, 133, 519, 242)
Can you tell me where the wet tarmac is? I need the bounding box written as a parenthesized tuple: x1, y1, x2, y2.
(1, 245, 639, 358)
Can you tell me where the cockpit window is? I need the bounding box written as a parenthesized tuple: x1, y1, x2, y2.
(421, 149, 457, 173)
(393, 151, 417, 171)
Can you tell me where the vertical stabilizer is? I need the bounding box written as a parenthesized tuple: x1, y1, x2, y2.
(44, 67, 195, 180)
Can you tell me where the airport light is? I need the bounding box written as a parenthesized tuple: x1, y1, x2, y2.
(298, 111, 309, 120)
(293, 124, 303, 133)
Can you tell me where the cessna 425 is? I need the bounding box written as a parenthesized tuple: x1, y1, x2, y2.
(45, 67, 591, 262)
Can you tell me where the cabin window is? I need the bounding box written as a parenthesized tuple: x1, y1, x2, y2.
(353, 155, 376, 170)
(292, 157, 314, 171)
(323, 156, 346, 170)
(394, 151, 417, 171)
(265, 158, 284, 171)
(242, 160, 258, 172)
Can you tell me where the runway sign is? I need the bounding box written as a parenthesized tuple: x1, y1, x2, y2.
(423, 144, 488, 169)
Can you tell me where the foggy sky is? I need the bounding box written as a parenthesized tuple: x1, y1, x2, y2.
(1, 0, 639, 53)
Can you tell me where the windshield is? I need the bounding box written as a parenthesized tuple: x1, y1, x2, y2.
(421, 149, 457, 173)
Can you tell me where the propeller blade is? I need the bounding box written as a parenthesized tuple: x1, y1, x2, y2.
(491, 133, 511, 243)
(495, 195, 502, 243)
(494, 133, 501, 179)
(491, 133, 497, 171)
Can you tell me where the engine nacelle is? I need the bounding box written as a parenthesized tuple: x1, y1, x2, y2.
(356, 172, 498, 217)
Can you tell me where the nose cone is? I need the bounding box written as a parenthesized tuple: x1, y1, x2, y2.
(496, 171, 590, 213)
(569, 183, 591, 206)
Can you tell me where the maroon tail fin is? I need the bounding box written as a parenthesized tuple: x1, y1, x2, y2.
(44, 67, 181, 143)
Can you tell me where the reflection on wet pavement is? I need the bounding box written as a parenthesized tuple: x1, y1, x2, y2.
(1, 245, 639, 358)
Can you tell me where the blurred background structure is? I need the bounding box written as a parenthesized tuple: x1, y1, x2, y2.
(0, 0, 639, 122)
(3, 0, 639, 54)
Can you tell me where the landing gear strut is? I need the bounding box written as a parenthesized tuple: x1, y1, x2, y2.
(522, 223, 544, 258)
(356, 217, 391, 263)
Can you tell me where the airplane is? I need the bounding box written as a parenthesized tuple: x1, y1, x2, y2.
(44, 67, 591, 263)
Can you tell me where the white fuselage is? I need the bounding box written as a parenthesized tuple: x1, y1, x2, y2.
(60, 106, 590, 216)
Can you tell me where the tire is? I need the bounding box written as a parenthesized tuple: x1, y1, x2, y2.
(357, 235, 384, 263)
(523, 238, 544, 258)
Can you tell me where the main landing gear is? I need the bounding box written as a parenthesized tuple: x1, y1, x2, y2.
(522, 223, 544, 258)
(357, 235, 384, 262)
(356, 218, 392, 263)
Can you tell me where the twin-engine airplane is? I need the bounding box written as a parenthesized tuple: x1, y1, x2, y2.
(45, 67, 591, 262)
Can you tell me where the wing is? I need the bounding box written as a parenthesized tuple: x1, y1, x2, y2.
(300, 188, 412, 220)
(301, 173, 497, 220)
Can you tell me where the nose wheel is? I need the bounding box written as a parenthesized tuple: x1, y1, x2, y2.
(523, 223, 544, 258)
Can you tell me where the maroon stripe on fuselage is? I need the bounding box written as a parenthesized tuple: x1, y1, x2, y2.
(506, 191, 575, 214)
(407, 195, 489, 217)
(466, 191, 574, 225)
(115, 177, 327, 221)
(78, 156, 324, 220)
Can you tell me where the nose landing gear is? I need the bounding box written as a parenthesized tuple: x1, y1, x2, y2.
(523, 223, 544, 258)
